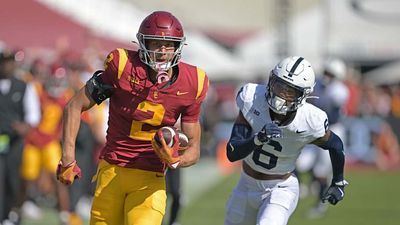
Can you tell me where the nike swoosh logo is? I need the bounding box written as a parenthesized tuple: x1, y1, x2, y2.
(296, 130, 306, 134)
(229, 143, 235, 152)
(176, 91, 189, 96)
(277, 185, 288, 188)
(338, 188, 344, 197)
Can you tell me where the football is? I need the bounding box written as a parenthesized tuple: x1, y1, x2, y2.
(153, 126, 189, 149)
(177, 130, 189, 149)
(154, 126, 177, 147)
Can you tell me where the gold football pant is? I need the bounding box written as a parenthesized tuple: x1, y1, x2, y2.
(21, 141, 61, 180)
(90, 160, 166, 225)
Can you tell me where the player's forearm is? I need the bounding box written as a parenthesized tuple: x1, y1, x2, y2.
(61, 101, 82, 164)
(227, 137, 259, 162)
(318, 131, 345, 182)
(178, 144, 200, 167)
(62, 88, 94, 164)
(328, 147, 345, 182)
(179, 122, 201, 167)
(226, 123, 258, 162)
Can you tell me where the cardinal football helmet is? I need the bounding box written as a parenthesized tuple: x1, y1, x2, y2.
(136, 11, 186, 74)
(267, 56, 315, 115)
(45, 64, 68, 98)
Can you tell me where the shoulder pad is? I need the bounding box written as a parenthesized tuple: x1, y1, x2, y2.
(236, 83, 266, 112)
(302, 104, 329, 138)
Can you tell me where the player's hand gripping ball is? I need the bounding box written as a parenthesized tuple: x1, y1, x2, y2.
(177, 130, 189, 153)
(152, 126, 189, 168)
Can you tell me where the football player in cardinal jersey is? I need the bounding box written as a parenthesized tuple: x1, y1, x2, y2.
(57, 11, 209, 225)
(224, 56, 348, 225)
(21, 65, 76, 224)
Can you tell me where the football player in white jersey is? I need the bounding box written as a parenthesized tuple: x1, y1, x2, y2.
(224, 56, 348, 225)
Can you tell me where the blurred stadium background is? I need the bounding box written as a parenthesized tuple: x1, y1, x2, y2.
(1, 0, 400, 224)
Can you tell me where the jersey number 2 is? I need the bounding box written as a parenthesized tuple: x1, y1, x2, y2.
(252, 140, 282, 169)
(130, 101, 165, 141)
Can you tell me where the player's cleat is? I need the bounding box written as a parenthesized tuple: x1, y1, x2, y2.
(306, 203, 328, 219)
(21, 200, 43, 220)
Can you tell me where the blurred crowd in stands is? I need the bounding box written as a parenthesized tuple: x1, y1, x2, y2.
(0, 40, 399, 225)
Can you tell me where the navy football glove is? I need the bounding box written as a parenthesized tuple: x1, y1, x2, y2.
(322, 180, 348, 205)
(255, 122, 282, 145)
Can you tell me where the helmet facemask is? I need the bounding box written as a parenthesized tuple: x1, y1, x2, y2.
(137, 33, 185, 84)
(267, 75, 310, 115)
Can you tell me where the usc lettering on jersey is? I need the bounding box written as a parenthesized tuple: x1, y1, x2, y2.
(236, 83, 327, 175)
(99, 48, 209, 172)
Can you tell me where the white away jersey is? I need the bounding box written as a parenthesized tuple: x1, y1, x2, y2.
(236, 83, 328, 175)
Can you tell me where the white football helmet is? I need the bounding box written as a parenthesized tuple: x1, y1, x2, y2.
(323, 58, 346, 81)
(267, 56, 315, 115)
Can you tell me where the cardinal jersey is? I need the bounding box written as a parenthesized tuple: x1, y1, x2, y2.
(25, 87, 71, 148)
(99, 48, 209, 172)
(22, 87, 71, 181)
(236, 83, 328, 175)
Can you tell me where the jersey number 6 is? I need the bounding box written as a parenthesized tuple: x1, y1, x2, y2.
(252, 140, 282, 169)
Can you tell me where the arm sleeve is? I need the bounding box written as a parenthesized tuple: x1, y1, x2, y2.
(318, 131, 345, 182)
(23, 83, 41, 126)
(226, 122, 260, 162)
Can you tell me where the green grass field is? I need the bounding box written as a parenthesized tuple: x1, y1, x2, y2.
(20, 167, 400, 225)
(181, 169, 400, 225)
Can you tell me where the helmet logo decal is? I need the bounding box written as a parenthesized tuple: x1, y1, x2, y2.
(288, 57, 304, 77)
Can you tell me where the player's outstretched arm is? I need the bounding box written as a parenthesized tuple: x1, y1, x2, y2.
(178, 121, 201, 167)
(58, 85, 95, 185)
(62, 86, 95, 163)
(313, 130, 348, 205)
